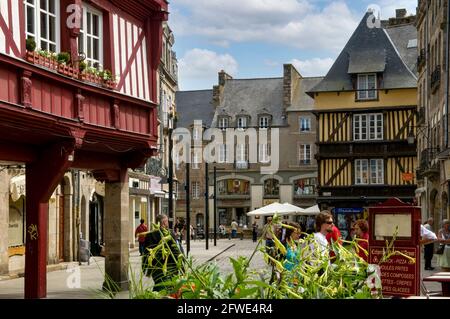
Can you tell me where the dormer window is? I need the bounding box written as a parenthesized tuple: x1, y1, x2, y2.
(357, 74, 377, 100)
(259, 116, 270, 129)
(219, 117, 229, 130)
(237, 117, 247, 129)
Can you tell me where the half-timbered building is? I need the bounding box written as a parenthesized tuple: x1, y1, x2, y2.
(0, 0, 168, 298)
(307, 10, 418, 239)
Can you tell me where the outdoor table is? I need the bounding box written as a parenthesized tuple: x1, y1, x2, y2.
(422, 275, 450, 296)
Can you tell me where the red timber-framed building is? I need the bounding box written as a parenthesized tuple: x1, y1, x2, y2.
(0, 0, 167, 298)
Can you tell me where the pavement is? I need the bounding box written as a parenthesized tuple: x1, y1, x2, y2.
(0, 238, 444, 299)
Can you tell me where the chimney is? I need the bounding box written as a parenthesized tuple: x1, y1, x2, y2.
(218, 70, 232, 86)
(213, 70, 233, 107)
(396, 9, 406, 18)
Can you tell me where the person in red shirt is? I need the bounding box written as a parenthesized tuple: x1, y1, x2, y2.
(354, 219, 369, 262)
(326, 224, 342, 261)
(135, 219, 148, 256)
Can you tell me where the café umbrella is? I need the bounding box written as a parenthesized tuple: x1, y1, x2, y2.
(247, 202, 303, 216)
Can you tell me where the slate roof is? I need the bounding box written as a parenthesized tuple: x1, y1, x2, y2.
(308, 11, 417, 96)
(288, 77, 324, 111)
(385, 23, 418, 75)
(211, 78, 285, 127)
(175, 90, 215, 128)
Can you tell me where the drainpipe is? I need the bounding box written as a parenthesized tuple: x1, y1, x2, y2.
(445, 0, 450, 149)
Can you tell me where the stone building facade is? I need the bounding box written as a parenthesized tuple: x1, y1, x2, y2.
(416, 0, 450, 230)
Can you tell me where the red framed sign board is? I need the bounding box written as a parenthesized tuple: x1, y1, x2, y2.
(368, 198, 421, 297)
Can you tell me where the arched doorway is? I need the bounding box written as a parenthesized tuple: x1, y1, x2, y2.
(89, 193, 104, 256)
(430, 189, 439, 228)
(442, 192, 449, 222)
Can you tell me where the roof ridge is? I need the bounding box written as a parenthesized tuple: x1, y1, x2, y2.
(177, 89, 213, 93)
(229, 77, 283, 81)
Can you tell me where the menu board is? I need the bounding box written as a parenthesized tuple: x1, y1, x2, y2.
(374, 213, 411, 240)
(369, 247, 418, 297)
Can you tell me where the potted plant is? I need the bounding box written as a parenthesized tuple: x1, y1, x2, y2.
(80, 66, 102, 85)
(25, 38, 37, 62)
(100, 69, 117, 90)
(35, 49, 58, 70)
(56, 52, 78, 78)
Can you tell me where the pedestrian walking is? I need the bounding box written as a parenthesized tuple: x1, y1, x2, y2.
(252, 221, 258, 242)
(423, 217, 435, 270)
(231, 219, 238, 238)
(135, 219, 148, 256)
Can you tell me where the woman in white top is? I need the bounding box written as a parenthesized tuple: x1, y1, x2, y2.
(312, 211, 334, 259)
(437, 219, 450, 271)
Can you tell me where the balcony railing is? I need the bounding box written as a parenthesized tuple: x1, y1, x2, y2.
(431, 66, 441, 92)
(419, 148, 440, 177)
(235, 161, 249, 169)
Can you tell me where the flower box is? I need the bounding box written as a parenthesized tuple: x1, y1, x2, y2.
(79, 72, 103, 85)
(26, 51, 58, 71)
(57, 63, 79, 79)
(102, 80, 117, 90)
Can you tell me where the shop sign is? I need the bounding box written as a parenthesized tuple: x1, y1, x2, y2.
(370, 247, 418, 297)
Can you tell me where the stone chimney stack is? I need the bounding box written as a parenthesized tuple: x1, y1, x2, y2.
(213, 70, 233, 107)
(396, 8, 407, 18)
(283, 64, 302, 109)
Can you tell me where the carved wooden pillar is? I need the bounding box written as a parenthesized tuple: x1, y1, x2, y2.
(21, 70, 32, 109)
(112, 99, 120, 129)
(75, 89, 85, 122)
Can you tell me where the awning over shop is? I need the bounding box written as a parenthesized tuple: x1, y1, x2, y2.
(10, 175, 25, 201)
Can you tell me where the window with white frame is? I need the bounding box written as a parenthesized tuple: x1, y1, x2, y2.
(219, 117, 229, 130)
(357, 74, 377, 100)
(218, 144, 227, 163)
(355, 159, 384, 185)
(259, 116, 270, 129)
(259, 143, 270, 163)
(299, 117, 311, 132)
(192, 151, 200, 169)
(192, 182, 200, 199)
(25, 0, 60, 52)
(79, 4, 103, 67)
(236, 144, 247, 162)
(353, 113, 383, 141)
(237, 117, 247, 129)
(298, 144, 311, 165)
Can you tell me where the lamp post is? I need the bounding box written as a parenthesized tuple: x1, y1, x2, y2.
(168, 109, 174, 229)
(205, 162, 209, 250)
(185, 162, 190, 255)
(213, 165, 217, 246)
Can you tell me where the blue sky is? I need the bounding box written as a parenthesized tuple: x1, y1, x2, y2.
(170, 0, 418, 91)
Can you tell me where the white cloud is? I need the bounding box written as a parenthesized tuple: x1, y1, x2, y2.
(178, 49, 238, 90)
(290, 57, 334, 77)
(172, 0, 359, 53)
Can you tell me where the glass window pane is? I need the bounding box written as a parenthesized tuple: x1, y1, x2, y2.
(49, 16, 55, 42)
(49, 43, 56, 52)
(27, 0, 35, 4)
(87, 13, 91, 34)
(40, 40, 48, 50)
(49, 0, 55, 14)
(87, 38, 92, 58)
(93, 38, 99, 60)
(40, 12, 47, 39)
(40, 0, 47, 11)
(93, 15, 99, 36)
(27, 7, 35, 34)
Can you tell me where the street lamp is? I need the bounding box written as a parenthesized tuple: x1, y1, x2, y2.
(168, 108, 175, 229)
(185, 161, 190, 255)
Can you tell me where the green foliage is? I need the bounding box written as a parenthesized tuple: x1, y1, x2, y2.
(26, 38, 36, 52)
(57, 52, 71, 64)
(128, 216, 414, 299)
(79, 61, 87, 72)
